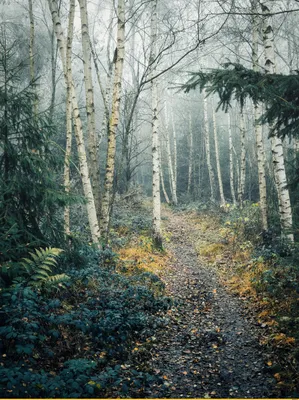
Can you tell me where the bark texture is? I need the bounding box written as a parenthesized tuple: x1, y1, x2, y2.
(238, 110, 246, 207)
(203, 92, 215, 202)
(228, 112, 237, 205)
(150, 0, 162, 248)
(251, 0, 268, 229)
(101, 0, 125, 238)
(48, 0, 101, 244)
(262, 1, 293, 241)
(78, 0, 102, 219)
(212, 107, 225, 206)
(63, 0, 75, 236)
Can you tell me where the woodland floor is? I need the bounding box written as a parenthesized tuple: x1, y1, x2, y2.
(146, 208, 276, 398)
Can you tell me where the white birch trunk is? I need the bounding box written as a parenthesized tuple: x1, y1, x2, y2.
(150, 0, 162, 248)
(101, 0, 125, 238)
(64, 0, 75, 236)
(170, 106, 178, 193)
(160, 145, 170, 204)
(252, 0, 268, 230)
(48, 0, 101, 244)
(187, 112, 193, 194)
(78, 0, 102, 219)
(238, 110, 246, 207)
(262, 1, 293, 241)
(203, 92, 215, 202)
(228, 112, 237, 205)
(164, 99, 177, 204)
(212, 107, 225, 206)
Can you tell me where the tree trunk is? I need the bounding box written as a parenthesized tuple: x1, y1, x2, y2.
(238, 110, 246, 207)
(251, 0, 268, 230)
(262, 1, 293, 241)
(170, 105, 178, 196)
(187, 112, 193, 195)
(78, 0, 102, 219)
(150, 0, 162, 248)
(203, 91, 215, 202)
(228, 112, 237, 205)
(164, 98, 177, 204)
(63, 0, 75, 236)
(48, 0, 101, 244)
(212, 106, 225, 206)
(101, 0, 125, 239)
(160, 144, 170, 204)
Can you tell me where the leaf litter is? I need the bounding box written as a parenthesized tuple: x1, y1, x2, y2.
(146, 209, 275, 398)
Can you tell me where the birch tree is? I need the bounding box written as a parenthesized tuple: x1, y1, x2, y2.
(238, 110, 246, 207)
(203, 91, 215, 202)
(78, 0, 102, 219)
(251, 0, 268, 230)
(228, 112, 237, 205)
(100, 0, 125, 238)
(212, 106, 225, 206)
(63, 0, 75, 236)
(150, 0, 162, 248)
(262, 1, 294, 241)
(170, 106, 178, 195)
(47, 0, 101, 244)
(187, 112, 193, 194)
(164, 97, 177, 204)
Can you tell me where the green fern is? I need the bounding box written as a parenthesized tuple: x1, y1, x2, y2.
(19, 247, 69, 290)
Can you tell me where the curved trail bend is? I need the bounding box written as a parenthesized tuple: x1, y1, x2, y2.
(149, 209, 275, 398)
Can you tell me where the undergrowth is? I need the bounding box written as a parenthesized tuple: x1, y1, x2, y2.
(0, 203, 172, 398)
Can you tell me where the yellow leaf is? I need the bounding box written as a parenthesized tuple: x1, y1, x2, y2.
(266, 361, 273, 366)
(274, 373, 281, 381)
(182, 371, 188, 375)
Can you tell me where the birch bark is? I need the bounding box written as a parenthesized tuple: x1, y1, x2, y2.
(101, 0, 125, 238)
(238, 110, 246, 207)
(63, 0, 75, 236)
(160, 145, 170, 204)
(170, 106, 178, 193)
(251, 0, 268, 230)
(78, 0, 102, 219)
(212, 107, 225, 206)
(164, 99, 177, 204)
(228, 112, 237, 205)
(48, 0, 101, 244)
(203, 92, 215, 202)
(262, 1, 293, 241)
(187, 112, 193, 194)
(150, 0, 162, 248)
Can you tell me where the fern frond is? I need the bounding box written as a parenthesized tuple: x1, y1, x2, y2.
(20, 247, 63, 287)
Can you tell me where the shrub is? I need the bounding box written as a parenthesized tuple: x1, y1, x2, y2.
(0, 246, 171, 398)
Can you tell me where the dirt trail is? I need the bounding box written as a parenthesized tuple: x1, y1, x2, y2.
(149, 210, 275, 398)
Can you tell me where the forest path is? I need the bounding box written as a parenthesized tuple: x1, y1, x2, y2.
(149, 209, 275, 398)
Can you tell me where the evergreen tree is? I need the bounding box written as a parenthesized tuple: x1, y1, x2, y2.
(0, 29, 70, 261)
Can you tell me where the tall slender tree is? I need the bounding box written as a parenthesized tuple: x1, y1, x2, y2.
(78, 0, 102, 219)
(48, 0, 101, 244)
(101, 0, 125, 239)
(63, 0, 75, 236)
(228, 112, 237, 205)
(212, 106, 225, 206)
(262, 1, 293, 241)
(203, 91, 215, 202)
(150, 0, 162, 248)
